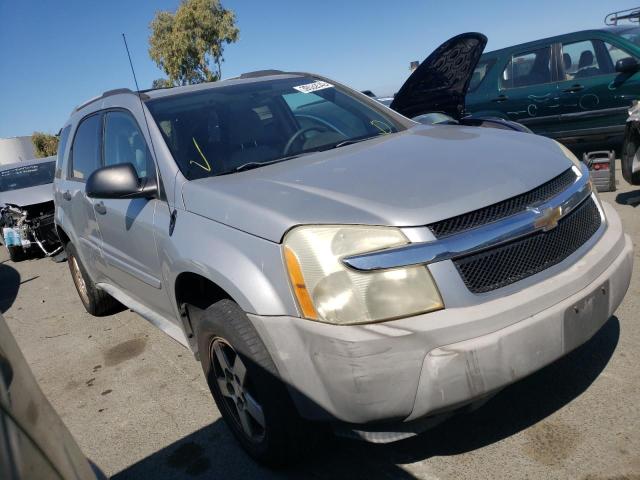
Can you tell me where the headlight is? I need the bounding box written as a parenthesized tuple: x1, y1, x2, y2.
(283, 225, 443, 325)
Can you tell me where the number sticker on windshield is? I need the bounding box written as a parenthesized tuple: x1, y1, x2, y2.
(293, 81, 334, 94)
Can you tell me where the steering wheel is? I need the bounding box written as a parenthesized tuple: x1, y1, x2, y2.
(283, 126, 327, 156)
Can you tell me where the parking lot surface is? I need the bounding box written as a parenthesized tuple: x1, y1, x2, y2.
(1, 166, 639, 480)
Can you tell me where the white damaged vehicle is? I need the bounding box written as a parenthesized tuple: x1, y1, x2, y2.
(1, 157, 62, 261)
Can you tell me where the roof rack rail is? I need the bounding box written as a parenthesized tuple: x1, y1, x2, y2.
(605, 7, 640, 26)
(73, 88, 149, 113)
(239, 69, 285, 79)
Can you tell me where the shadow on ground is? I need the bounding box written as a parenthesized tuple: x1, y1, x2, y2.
(113, 316, 620, 480)
(0, 261, 20, 312)
(616, 189, 640, 207)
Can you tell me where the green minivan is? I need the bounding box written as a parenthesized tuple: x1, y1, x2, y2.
(466, 26, 640, 155)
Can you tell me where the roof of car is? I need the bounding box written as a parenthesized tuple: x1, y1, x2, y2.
(73, 71, 308, 113)
(482, 26, 635, 56)
(0, 156, 56, 172)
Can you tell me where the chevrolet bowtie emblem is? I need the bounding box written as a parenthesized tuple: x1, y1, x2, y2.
(531, 205, 563, 231)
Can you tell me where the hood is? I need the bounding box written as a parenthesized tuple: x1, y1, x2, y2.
(390, 32, 487, 120)
(0, 183, 54, 209)
(182, 125, 572, 242)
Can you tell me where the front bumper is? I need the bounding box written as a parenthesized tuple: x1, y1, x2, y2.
(248, 201, 633, 428)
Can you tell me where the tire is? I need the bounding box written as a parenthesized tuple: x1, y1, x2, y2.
(66, 242, 121, 316)
(7, 246, 23, 262)
(196, 299, 316, 466)
(622, 130, 640, 185)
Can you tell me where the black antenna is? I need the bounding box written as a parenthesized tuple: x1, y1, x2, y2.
(122, 33, 175, 224)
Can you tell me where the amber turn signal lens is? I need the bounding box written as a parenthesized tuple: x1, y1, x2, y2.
(284, 246, 318, 320)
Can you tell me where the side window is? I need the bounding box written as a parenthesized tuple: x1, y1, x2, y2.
(70, 114, 101, 181)
(561, 40, 602, 80)
(468, 59, 496, 92)
(103, 111, 153, 179)
(605, 41, 636, 66)
(54, 126, 71, 179)
(501, 46, 552, 89)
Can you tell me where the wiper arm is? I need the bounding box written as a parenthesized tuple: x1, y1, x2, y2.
(234, 153, 307, 172)
(331, 135, 379, 149)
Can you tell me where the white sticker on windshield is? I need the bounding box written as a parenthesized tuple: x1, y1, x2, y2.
(293, 81, 334, 94)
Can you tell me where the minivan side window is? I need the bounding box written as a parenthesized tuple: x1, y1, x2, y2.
(103, 111, 153, 179)
(561, 40, 602, 80)
(501, 46, 552, 89)
(55, 126, 71, 179)
(70, 114, 101, 181)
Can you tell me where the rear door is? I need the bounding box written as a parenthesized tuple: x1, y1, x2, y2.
(56, 114, 104, 270)
(491, 45, 561, 135)
(93, 110, 174, 320)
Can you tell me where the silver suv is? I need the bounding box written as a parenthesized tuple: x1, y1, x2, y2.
(53, 71, 633, 464)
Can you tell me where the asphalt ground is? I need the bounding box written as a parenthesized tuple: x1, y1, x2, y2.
(1, 164, 639, 480)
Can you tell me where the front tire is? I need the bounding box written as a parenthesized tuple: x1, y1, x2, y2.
(66, 242, 121, 316)
(7, 246, 23, 262)
(622, 130, 640, 185)
(196, 299, 314, 466)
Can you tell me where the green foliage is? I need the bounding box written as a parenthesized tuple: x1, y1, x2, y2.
(148, 0, 239, 86)
(31, 132, 59, 158)
(152, 78, 175, 89)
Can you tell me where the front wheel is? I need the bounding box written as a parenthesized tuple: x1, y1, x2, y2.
(7, 245, 23, 262)
(196, 299, 317, 466)
(622, 131, 640, 185)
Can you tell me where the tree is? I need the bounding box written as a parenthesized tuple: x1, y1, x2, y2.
(31, 132, 59, 158)
(148, 0, 239, 86)
(152, 78, 175, 89)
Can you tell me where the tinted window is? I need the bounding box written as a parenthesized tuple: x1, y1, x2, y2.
(70, 114, 101, 181)
(103, 111, 153, 179)
(561, 40, 603, 80)
(147, 77, 401, 179)
(0, 162, 55, 192)
(468, 59, 495, 92)
(501, 47, 552, 88)
(55, 126, 71, 179)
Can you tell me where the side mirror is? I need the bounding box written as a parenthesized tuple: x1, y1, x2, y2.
(616, 57, 639, 74)
(86, 163, 157, 199)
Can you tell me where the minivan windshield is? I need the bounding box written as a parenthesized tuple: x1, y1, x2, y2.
(0, 161, 55, 192)
(146, 76, 402, 179)
(615, 26, 640, 47)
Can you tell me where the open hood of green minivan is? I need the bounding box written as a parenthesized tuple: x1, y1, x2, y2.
(390, 32, 487, 120)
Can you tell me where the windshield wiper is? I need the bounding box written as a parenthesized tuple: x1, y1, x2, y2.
(331, 135, 379, 149)
(233, 153, 308, 173)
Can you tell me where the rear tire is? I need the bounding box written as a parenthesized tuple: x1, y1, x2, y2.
(66, 242, 121, 316)
(622, 131, 640, 185)
(196, 299, 317, 466)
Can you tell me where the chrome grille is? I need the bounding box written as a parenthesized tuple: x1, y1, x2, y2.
(428, 168, 578, 238)
(454, 197, 601, 293)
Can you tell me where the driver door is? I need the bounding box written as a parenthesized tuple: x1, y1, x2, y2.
(94, 110, 174, 320)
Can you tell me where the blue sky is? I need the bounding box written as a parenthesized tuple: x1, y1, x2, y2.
(0, 0, 637, 137)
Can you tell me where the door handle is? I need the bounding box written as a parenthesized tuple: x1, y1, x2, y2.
(562, 84, 584, 93)
(491, 95, 508, 103)
(62, 190, 72, 201)
(94, 201, 107, 215)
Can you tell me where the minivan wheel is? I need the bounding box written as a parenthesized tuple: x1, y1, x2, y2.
(65, 242, 121, 316)
(196, 299, 316, 466)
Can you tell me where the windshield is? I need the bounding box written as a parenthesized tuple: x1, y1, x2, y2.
(0, 162, 55, 192)
(146, 76, 402, 179)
